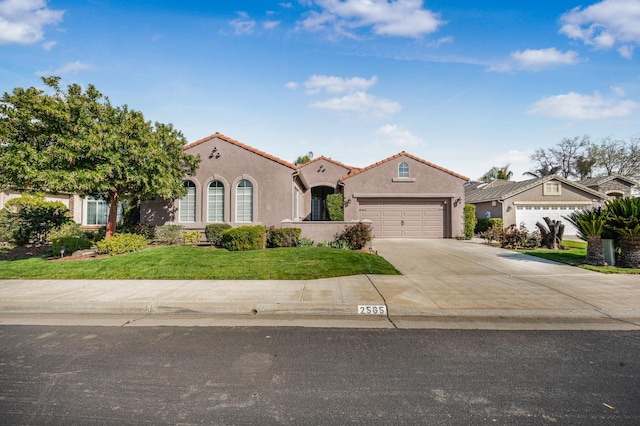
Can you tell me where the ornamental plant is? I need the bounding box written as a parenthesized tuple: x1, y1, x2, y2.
(563, 207, 607, 266)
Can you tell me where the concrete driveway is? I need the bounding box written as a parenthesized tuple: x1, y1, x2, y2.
(369, 238, 640, 327)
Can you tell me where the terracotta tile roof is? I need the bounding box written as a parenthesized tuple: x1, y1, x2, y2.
(339, 151, 469, 182)
(298, 155, 359, 172)
(183, 132, 298, 170)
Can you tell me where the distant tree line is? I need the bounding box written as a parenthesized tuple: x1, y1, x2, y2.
(526, 135, 640, 180)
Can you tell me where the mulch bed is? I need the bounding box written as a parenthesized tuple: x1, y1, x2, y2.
(0, 245, 51, 261)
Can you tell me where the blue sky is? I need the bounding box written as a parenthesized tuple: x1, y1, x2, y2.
(1, 0, 639, 181)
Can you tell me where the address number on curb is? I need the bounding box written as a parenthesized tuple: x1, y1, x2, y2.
(358, 305, 387, 315)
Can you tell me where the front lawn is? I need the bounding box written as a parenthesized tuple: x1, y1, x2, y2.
(519, 240, 640, 274)
(0, 245, 401, 280)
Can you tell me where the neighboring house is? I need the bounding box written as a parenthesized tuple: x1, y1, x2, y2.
(579, 175, 638, 199)
(0, 190, 123, 230)
(465, 175, 609, 235)
(141, 133, 469, 240)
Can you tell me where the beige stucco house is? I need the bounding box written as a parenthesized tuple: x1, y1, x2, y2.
(141, 133, 469, 240)
(465, 175, 610, 235)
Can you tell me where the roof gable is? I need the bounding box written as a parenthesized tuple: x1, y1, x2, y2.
(579, 175, 639, 188)
(340, 151, 469, 182)
(465, 175, 607, 203)
(298, 156, 357, 172)
(183, 132, 298, 170)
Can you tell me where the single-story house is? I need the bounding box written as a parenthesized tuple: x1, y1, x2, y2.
(579, 175, 638, 199)
(141, 133, 469, 240)
(465, 175, 610, 235)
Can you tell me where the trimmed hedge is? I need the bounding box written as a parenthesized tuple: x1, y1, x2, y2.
(182, 230, 202, 245)
(267, 227, 301, 248)
(156, 225, 184, 245)
(221, 225, 267, 251)
(463, 204, 477, 240)
(326, 194, 344, 221)
(52, 236, 94, 256)
(475, 217, 504, 234)
(205, 223, 232, 247)
(96, 233, 148, 255)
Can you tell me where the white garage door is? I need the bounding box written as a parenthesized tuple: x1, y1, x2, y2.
(359, 199, 446, 238)
(515, 205, 586, 235)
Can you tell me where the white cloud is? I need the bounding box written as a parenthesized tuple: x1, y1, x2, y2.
(310, 91, 401, 116)
(263, 20, 280, 29)
(304, 74, 377, 94)
(0, 0, 63, 45)
(298, 0, 445, 38)
(376, 124, 422, 147)
(490, 48, 579, 72)
(528, 91, 638, 119)
(37, 60, 92, 76)
(560, 0, 640, 58)
(229, 12, 256, 35)
(284, 81, 299, 89)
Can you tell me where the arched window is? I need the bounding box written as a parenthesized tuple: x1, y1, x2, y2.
(236, 180, 253, 222)
(398, 161, 409, 178)
(179, 180, 196, 222)
(207, 180, 225, 222)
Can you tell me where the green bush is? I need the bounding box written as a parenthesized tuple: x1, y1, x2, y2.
(133, 223, 156, 241)
(84, 226, 107, 242)
(47, 222, 86, 242)
(156, 224, 184, 245)
(205, 223, 232, 246)
(4, 194, 70, 245)
(463, 204, 477, 240)
(338, 222, 372, 250)
(96, 233, 148, 255)
(221, 225, 266, 251)
(475, 218, 504, 234)
(0, 209, 14, 243)
(326, 194, 344, 221)
(298, 237, 315, 247)
(52, 236, 94, 256)
(182, 230, 202, 245)
(267, 227, 301, 248)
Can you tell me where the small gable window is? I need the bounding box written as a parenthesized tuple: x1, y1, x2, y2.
(543, 181, 561, 195)
(398, 162, 409, 178)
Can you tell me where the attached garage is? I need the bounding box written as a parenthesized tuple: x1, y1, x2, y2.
(358, 198, 448, 238)
(515, 204, 587, 236)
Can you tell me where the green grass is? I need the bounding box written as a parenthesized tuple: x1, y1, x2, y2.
(520, 240, 640, 274)
(0, 245, 401, 280)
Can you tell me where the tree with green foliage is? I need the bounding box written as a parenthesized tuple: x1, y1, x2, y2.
(294, 151, 314, 165)
(2, 194, 69, 245)
(479, 164, 512, 182)
(0, 76, 200, 238)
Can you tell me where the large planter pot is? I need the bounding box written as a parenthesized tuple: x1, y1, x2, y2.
(618, 236, 640, 269)
(586, 237, 605, 266)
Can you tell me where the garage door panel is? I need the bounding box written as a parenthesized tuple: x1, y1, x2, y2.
(515, 205, 583, 235)
(359, 199, 447, 238)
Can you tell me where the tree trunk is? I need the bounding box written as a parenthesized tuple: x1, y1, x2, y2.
(618, 236, 640, 269)
(106, 191, 120, 238)
(536, 217, 565, 250)
(586, 236, 605, 266)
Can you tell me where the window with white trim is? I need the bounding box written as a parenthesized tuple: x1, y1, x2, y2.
(207, 180, 224, 222)
(236, 179, 253, 222)
(179, 180, 196, 222)
(543, 181, 561, 195)
(398, 161, 409, 178)
(86, 197, 108, 225)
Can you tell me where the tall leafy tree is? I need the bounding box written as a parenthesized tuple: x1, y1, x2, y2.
(294, 151, 314, 165)
(0, 77, 200, 237)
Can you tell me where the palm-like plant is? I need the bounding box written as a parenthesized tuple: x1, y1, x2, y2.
(563, 207, 607, 266)
(605, 197, 640, 268)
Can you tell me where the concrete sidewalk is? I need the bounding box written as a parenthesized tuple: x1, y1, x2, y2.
(0, 239, 639, 329)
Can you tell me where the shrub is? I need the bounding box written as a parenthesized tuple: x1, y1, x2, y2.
(0, 209, 14, 243)
(156, 225, 184, 245)
(498, 224, 541, 250)
(221, 225, 266, 251)
(96, 233, 148, 255)
(338, 222, 372, 250)
(326, 194, 344, 221)
(52, 236, 94, 256)
(133, 223, 156, 241)
(182, 230, 202, 245)
(47, 222, 86, 242)
(4, 194, 70, 245)
(475, 218, 504, 234)
(298, 237, 315, 247)
(463, 204, 477, 240)
(267, 227, 301, 248)
(84, 226, 107, 242)
(205, 223, 232, 247)
(317, 240, 351, 250)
